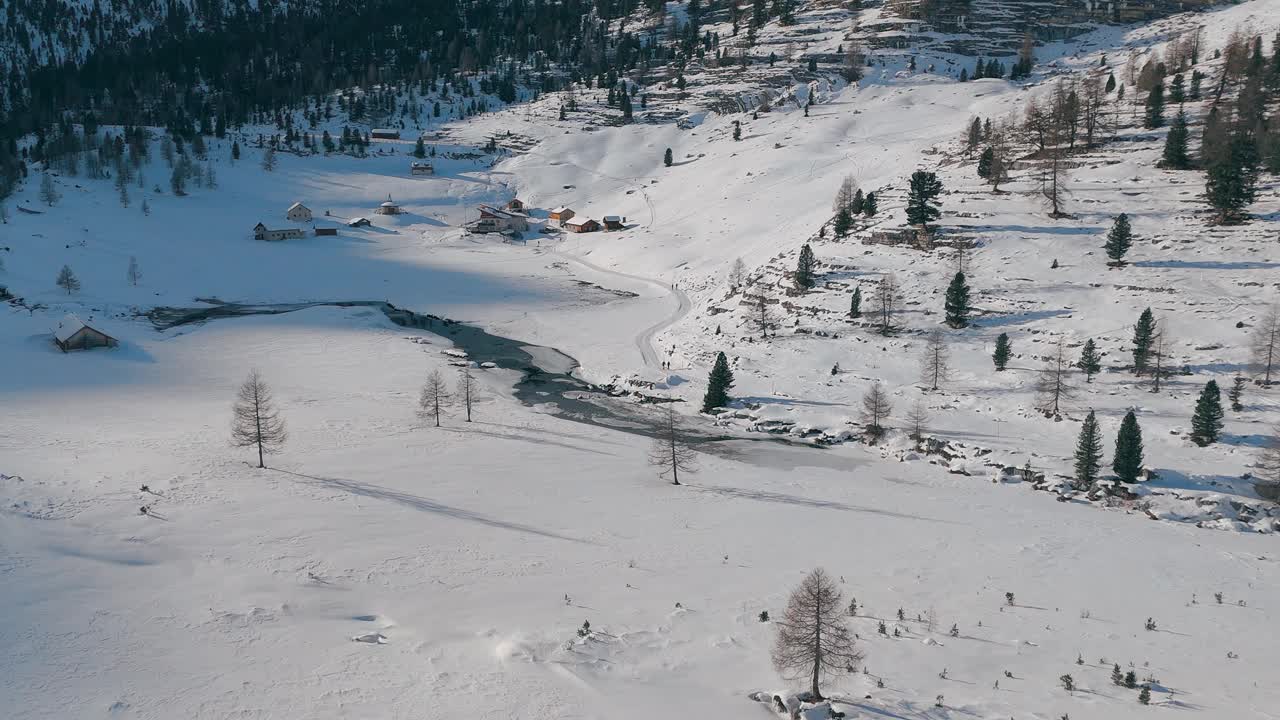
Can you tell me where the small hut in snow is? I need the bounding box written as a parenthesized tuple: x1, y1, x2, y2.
(286, 202, 312, 222)
(54, 314, 117, 352)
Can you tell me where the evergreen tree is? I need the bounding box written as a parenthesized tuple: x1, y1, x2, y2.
(664, 148, 673, 167)
(1205, 134, 1259, 224)
(1113, 409, 1144, 482)
(1132, 308, 1157, 375)
(943, 271, 971, 328)
(1229, 375, 1246, 411)
(1160, 111, 1192, 169)
(1168, 73, 1185, 103)
(1105, 73, 1117, 93)
(905, 170, 944, 230)
(849, 286, 862, 318)
(1189, 70, 1203, 99)
(861, 191, 878, 217)
(850, 189, 864, 215)
(1074, 409, 1104, 489)
(702, 351, 735, 412)
(413, 137, 426, 158)
(977, 147, 993, 178)
(1138, 686, 1151, 705)
(1190, 380, 1225, 446)
(1104, 213, 1133, 265)
(1078, 339, 1102, 382)
(1144, 82, 1165, 129)
(231, 141, 240, 161)
(992, 332, 1011, 371)
(733, 121, 741, 141)
(833, 206, 853, 237)
(795, 244, 817, 290)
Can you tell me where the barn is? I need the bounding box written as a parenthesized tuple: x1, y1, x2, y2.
(371, 129, 401, 140)
(549, 207, 575, 223)
(286, 202, 312, 222)
(53, 314, 117, 352)
(563, 217, 600, 233)
(314, 227, 338, 236)
(603, 215, 625, 231)
(254, 222, 306, 241)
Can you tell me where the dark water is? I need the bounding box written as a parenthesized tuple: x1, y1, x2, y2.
(147, 299, 813, 455)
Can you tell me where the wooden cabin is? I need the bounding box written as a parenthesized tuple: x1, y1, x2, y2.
(54, 314, 117, 352)
(504, 199, 526, 213)
(371, 128, 400, 140)
(549, 207, 575, 223)
(347, 217, 372, 227)
(314, 227, 338, 236)
(602, 215, 625, 231)
(563, 217, 600, 233)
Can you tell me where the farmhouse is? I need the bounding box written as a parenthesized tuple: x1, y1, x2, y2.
(53, 314, 117, 352)
(504, 199, 526, 213)
(286, 202, 312, 222)
(563, 217, 600, 233)
(254, 222, 306, 241)
(410, 161, 434, 176)
(470, 205, 529, 234)
(603, 215, 625, 231)
(371, 128, 400, 140)
(549, 207, 575, 223)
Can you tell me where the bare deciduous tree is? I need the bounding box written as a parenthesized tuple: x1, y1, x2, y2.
(55, 264, 80, 294)
(861, 382, 892, 439)
(647, 405, 697, 485)
(418, 370, 450, 427)
(1035, 340, 1077, 416)
(126, 256, 141, 287)
(919, 330, 951, 391)
(750, 291, 775, 339)
(771, 568, 863, 700)
(832, 175, 858, 212)
(905, 398, 930, 443)
(728, 257, 747, 291)
(1149, 324, 1173, 393)
(986, 123, 1013, 193)
(1252, 304, 1279, 385)
(873, 274, 902, 336)
(231, 370, 287, 468)
(1256, 427, 1280, 491)
(457, 366, 478, 422)
(1038, 145, 1070, 218)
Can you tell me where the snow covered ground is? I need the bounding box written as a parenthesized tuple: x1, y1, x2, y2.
(4, 0, 1280, 717)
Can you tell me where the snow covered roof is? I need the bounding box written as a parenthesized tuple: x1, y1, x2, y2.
(54, 314, 111, 343)
(380, 200, 399, 207)
(288, 202, 308, 211)
(551, 206, 572, 214)
(565, 217, 595, 226)
(347, 217, 371, 226)
(603, 215, 621, 222)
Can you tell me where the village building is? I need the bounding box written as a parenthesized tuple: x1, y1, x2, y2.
(410, 161, 434, 176)
(314, 227, 338, 236)
(346, 217, 372, 227)
(563, 217, 600, 233)
(377, 199, 403, 215)
(286, 202, 312, 223)
(549, 207, 575, 224)
(469, 205, 529, 234)
(53, 314, 117, 352)
(602, 215, 625, 231)
(504, 199, 525, 213)
(253, 222, 306, 241)
(371, 128, 400, 140)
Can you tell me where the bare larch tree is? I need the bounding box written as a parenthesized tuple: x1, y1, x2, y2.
(919, 330, 951, 391)
(457, 366, 477, 422)
(1257, 428, 1280, 491)
(1035, 340, 1076, 416)
(1253, 304, 1279, 385)
(771, 568, 863, 700)
(905, 398, 930, 444)
(418, 369, 451, 427)
(861, 382, 893, 439)
(750, 291, 775, 339)
(1149, 324, 1173, 393)
(647, 404, 697, 485)
(873, 274, 902, 336)
(231, 370, 287, 468)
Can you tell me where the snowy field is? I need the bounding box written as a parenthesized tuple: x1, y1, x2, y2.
(4, 0, 1280, 717)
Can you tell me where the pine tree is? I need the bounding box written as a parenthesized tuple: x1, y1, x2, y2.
(1104, 213, 1133, 265)
(977, 147, 994, 178)
(1144, 82, 1165, 129)
(944, 271, 970, 328)
(1111, 663, 1124, 686)
(413, 137, 426, 158)
(1160, 111, 1191, 169)
(1138, 686, 1151, 705)
(905, 170, 944, 230)
(231, 141, 240, 161)
(833, 205, 853, 237)
(849, 286, 862, 318)
(1074, 409, 1104, 489)
(733, 120, 741, 141)
(1205, 134, 1259, 224)
(1168, 73, 1186, 103)
(664, 148, 673, 167)
(1112, 409, 1144, 482)
(1132, 308, 1156, 375)
(702, 351, 735, 412)
(55, 264, 80, 294)
(1190, 380, 1225, 446)
(862, 192, 877, 217)
(1106, 73, 1117, 93)
(1229, 375, 1246, 411)
(1078, 339, 1102, 382)
(795, 244, 817, 290)
(992, 332, 1011, 371)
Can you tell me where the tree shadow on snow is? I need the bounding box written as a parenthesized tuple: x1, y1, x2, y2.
(683, 483, 955, 524)
(1132, 260, 1280, 271)
(439, 423, 619, 456)
(272, 468, 595, 544)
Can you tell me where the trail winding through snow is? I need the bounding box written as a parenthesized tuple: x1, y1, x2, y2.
(545, 248, 691, 372)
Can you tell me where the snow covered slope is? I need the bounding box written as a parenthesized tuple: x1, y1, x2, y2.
(3, 0, 1280, 718)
